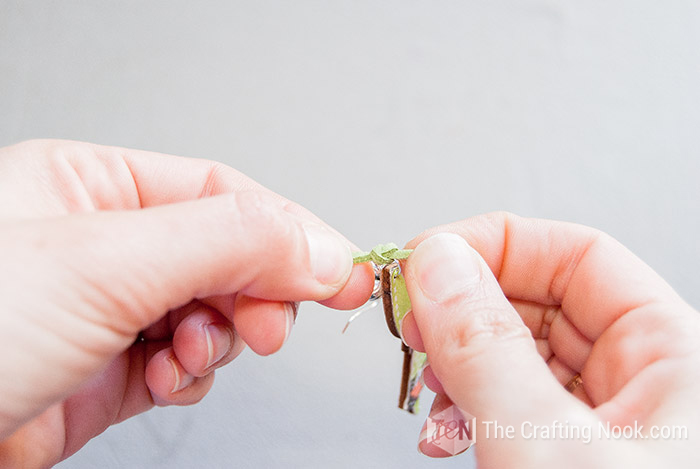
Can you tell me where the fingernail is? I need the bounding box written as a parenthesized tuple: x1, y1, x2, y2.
(417, 421, 429, 456)
(291, 302, 300, 322)
(169, 357, 195, 393)
(205, 324, 233, 369)
(411, 233, 482, 303)
(283, 302, 295, 344)
(304, 224, 352, 286)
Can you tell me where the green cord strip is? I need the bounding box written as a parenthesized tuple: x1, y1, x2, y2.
(352, 243, 413, 265)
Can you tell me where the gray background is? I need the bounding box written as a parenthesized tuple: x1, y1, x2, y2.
(1, 1, 699, 468)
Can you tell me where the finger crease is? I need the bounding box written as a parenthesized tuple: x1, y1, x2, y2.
(120, 154, 143, 209)
(540, 306, 559, 339)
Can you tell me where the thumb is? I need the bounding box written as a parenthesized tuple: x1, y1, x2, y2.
(404, 233, 579, 425)
(0, 191, 356, 437)
(47, 191, 356, 334)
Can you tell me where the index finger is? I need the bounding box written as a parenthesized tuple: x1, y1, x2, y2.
(17, 140, 374, 309)
(115, 142, 375, 309)
(405, 212, 683, 341)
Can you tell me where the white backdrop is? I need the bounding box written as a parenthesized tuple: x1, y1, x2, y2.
(2, 1, 699, 468)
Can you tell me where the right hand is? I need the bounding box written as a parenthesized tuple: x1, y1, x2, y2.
(401, 212, 700, 467)
(0, 140, 374, 466)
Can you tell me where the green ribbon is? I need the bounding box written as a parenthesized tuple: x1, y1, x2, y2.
(352, 243, 413, 265)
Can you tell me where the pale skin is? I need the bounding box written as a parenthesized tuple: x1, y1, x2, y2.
(1, 140, 698, 467)
(0, 139, 374, 466)
(400, 215, 700, 466)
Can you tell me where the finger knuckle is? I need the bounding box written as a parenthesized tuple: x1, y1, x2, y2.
(483, 210, 518, 225)
(224, 191, 294, 251)
(200, 161, 235, 196)
(440, 297, 534, 368)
